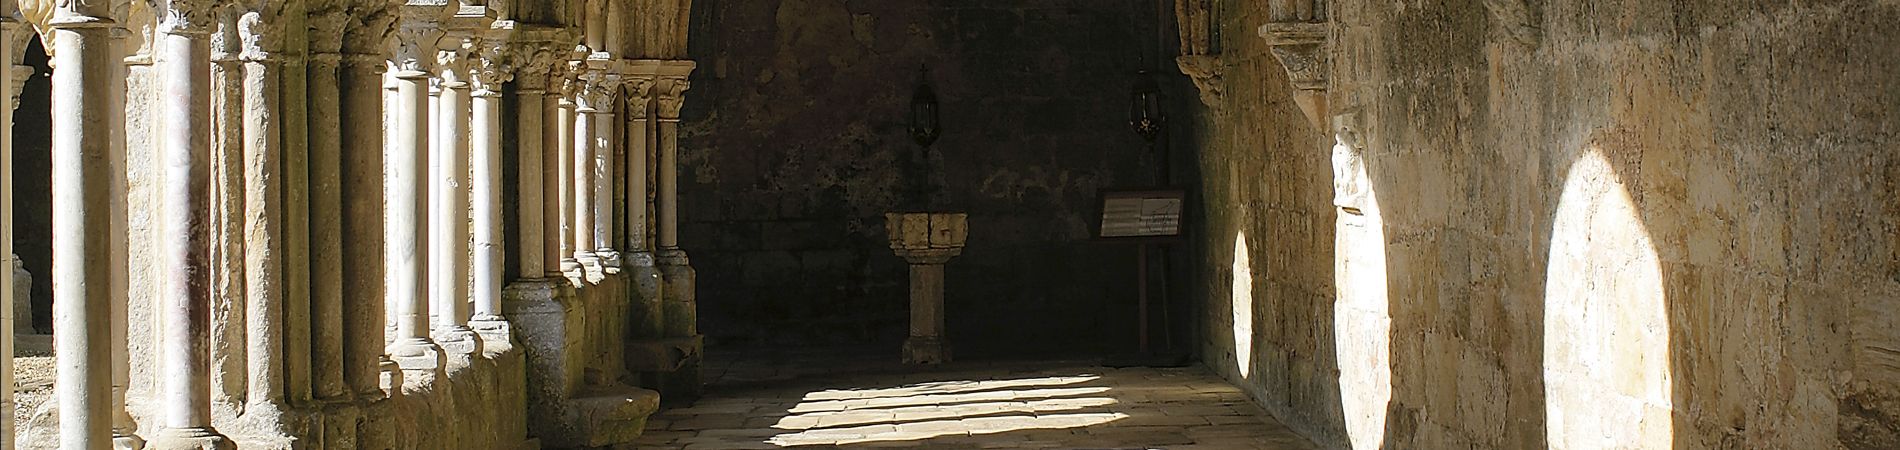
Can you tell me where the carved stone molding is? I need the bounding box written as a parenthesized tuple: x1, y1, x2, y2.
(1175, 54, 1224, 112)
(1258, 21, 1328, 132)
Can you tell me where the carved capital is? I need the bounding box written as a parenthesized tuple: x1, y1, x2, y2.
(150, 0, 213, 35)
(623, 75, 654, 119)
(656, 76, 688, 120)
(307, 9, 348, 54)
(389, 0, 452, 75)
(574, 70, 620, 112)
(341, 1, 396, 56)
(237, 9, 282, 61)
(471, 40, 514, 96)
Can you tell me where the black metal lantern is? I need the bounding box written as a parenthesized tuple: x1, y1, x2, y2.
(909, 66, 941, 148)
(1130, 70, 1164, 142)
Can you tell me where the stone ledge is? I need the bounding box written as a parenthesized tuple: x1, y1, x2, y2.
(623, 335, 703, 372)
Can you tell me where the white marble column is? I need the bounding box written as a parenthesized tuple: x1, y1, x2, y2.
(431, 41, 477, 353)
(387, 11, 446, 371)
(583, 72, 619, 273)
(46, 0, 127, 446)
(150, 1, 236, 446)
(571, 74, 600, 282)
(109, 19, 141, 450)
(469, 42, 514, 345)
(556, 80, 580, 282)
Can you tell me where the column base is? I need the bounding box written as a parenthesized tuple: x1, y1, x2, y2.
(434, 326, 481, 356)
(560, 258, 583, 285)
(388, 338, 444, 371)
(903, 336, 950, 365)
(146, 427, 235, 450)
(598, 250, 622, 274)
(470, 315, 515, 356)
(576, 252, 605, 284)
(114, 432, 146, 450)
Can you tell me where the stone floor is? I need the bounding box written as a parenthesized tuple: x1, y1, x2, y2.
(631, 348, 1318, 449)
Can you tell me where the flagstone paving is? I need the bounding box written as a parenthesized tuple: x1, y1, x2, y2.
(631, 350, 1319, 449)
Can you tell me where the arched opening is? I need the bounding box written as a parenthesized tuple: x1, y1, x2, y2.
(1331, 134, 1390, 450)
(12, 34, 52, 336)
(1543, 148, 1672, 449)
(1232, 230, 1253, 379)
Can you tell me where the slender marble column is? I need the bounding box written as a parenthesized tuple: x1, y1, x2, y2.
(469, 42, 514, 343)
(387, 14, 446, 370)
(48, 2, 126, 447)
(580, 71, 620, 273)
(150, 2, 236, 446)
(556, 83, 579, 281)
(208, 12, 247, 404)
(571, 77, 599, 282)
(431, 43, 477, 352)
(307, 10, 351, 404)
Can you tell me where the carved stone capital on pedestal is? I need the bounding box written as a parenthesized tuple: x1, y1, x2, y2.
(885, 212, 966, 365)
(1258, 21, 1329, 132)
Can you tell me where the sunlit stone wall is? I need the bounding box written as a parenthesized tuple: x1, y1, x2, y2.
(1191, 1, 1900, 449)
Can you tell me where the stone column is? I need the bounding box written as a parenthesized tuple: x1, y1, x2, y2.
(885, 213, 968, 365)
(239, 8, 295, 424)
(621, 74, 662, 339)
(655, 67, 695, 338)
(46, 0, 127, 446)
(653, 63, 701, 400)
(513, 50, 553, 282)
(583, 71, 619, 273)
(431, 40, 477, 354)
(540, 69, 564, 278)
(341, 4, 397, 401)
(470, 41, 515, 347)
(571, 72, 600, 282)
(208, 10, 246, 405)
(387, 7, 447, 371)
(340, 4, 395, 400)
(110, 17, 141, 449)
(150, 1, 237, 446)
(306, 8, 351, 405)
(556, 80, 580, 281)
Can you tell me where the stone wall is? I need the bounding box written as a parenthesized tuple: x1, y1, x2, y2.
(1192, 0, 1900, 449)
(680, 0, 1171, 354)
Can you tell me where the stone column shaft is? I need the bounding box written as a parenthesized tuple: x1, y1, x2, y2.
(539, 84, 562, 277)
(152, 13, 235, 445)
(592, 106, 616, 268)
(431, 55, 474, 339)
(513, 64, 548, 279)
(340, 52, 389, 397)
(242, 44, 290, 409)
(556, 94, 578, 278)
(387, 15, 445, 368)
(110, 28, 139, 449)
(49, 10, 124, 448)
(473, 86, 505, 320)
(308, 23, 350, 402)
(571, 95, 598, 274)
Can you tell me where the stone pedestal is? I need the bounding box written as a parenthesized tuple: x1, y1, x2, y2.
(884, 212, 967, 365)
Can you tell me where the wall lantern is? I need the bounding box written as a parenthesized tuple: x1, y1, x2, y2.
(909, 65, 941, 148)
(1130, 70, 1165, 142)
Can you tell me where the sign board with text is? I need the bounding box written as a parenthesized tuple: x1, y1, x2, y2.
(1096, 189, 1186, 241)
